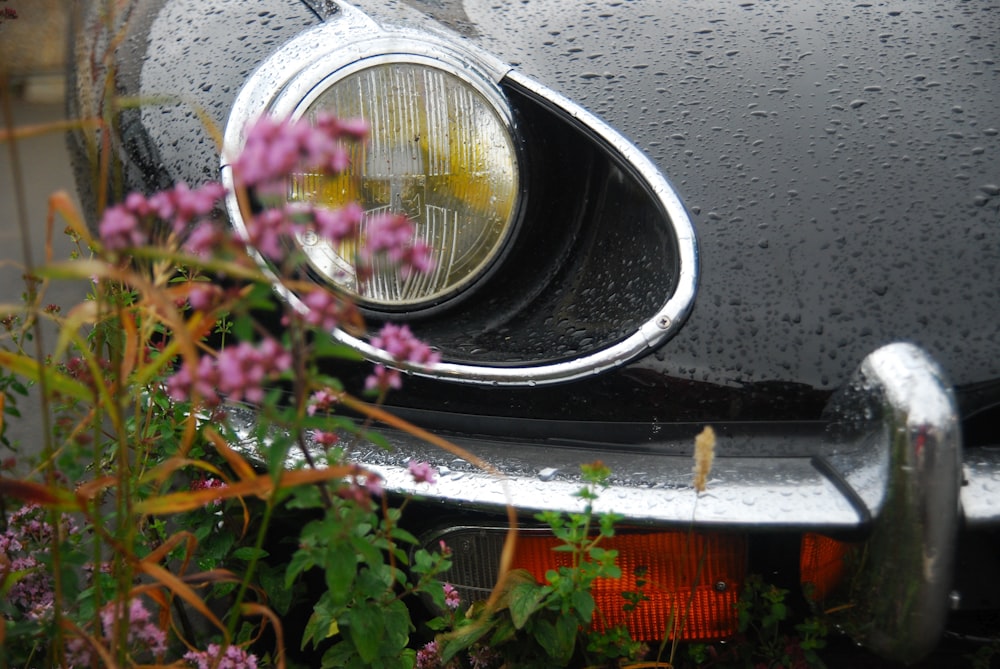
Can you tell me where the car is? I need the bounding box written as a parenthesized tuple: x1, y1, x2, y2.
(67, 0, 1000, 664)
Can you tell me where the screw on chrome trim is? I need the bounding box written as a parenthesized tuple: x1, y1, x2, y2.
(713, 581, 727, 593)
(657, 315, 672, 329)
(949, 590, 961, 610)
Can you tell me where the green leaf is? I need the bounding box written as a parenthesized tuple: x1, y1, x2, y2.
(285, 549, 316, 587)
(324, 543, 358, 607)
(571, 590, 596, 624)
(383, 599, 413, 653)
(0, 350, 92, 402)
(259, 562, 295, 615)
(531, 619, 565, 664)
(553, 614, 580, 664)
(303, 592, 339, 650)
(231, 546, 269, 561)
(510, 581, 548, 630)
(440, 619, 491, 664)
(346, 601, 384, 663)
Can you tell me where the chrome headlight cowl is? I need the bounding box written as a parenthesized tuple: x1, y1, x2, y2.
(222, 2, 698, 386)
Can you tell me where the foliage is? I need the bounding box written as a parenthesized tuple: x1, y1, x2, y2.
(413, 462, 645, 669)
(0, 85, 448, 666)
(681, 576, 828, 669)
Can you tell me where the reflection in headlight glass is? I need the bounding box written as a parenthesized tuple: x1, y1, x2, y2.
(287, 62, 519, 309)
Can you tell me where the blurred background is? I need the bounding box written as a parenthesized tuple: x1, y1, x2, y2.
(1, 0, 87, 474)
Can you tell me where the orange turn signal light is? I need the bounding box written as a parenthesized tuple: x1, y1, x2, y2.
(800, 533, 859, 602)
(510, 532, 747, 641)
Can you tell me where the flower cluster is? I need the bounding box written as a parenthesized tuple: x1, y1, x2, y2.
(166, 338, 292, 406)
(307, 387, 341, 415)
(300, 287, 346, 331)
(360, 213, 434, 278)
(408, 460, 438, 485)
(191, 475, 228, 506)
(98, 182, 225, 251)
(0, 504, 79, 622)
(311, 429, 339, 447)
(416, 640, 441, 669)
(336, 465, 384, 505)
(64, 599, 166, 667)
(232, 113, 368, 193)
(0, 2, 16, 23)
(366, 323, 441, 394)
(102, 598, 167, 656)
(184, 643, 259, 669)
(442, 582, 461, 610)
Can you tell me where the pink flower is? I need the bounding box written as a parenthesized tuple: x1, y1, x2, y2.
(337, 468, 384, 505)
(166, 338, 291, 406)
(166, 354, 221, 406)
(364, 364, 402, 394)
(443, 582, 461, 610)
(232, 114, 367, 193)
(364, 324, 440, 392)
(311, 430, 339, 447)
(183, 220, 223, 257)
(185, 643, 259, 669)
(245, 207, 298, 260)
(358, 214, 435, 277)
(64, 636, 94, 668)
(408, 460, 437, 485)
(312, 203, 363, 243)
(99, 598, 167, 658)
(468, 645, 499, 669)
(215, 339, 292, 403)
(0, 504, 80, 622)
(369, 323, 440, 366)
(98, 182, 224, 251)
(187, 283, 223, 311)
(146, 181, 225, 234)
(192, 476, 227, 506)
(301, 288, 342, 331)
(308, 387, 341, 415)
(416, 641, 441, 669)
(98, 205, 146, 250)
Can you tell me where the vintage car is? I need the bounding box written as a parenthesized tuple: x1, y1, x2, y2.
(68, 0, 999, 664)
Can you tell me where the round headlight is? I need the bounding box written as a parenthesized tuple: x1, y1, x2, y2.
(286, 58, 521, 311)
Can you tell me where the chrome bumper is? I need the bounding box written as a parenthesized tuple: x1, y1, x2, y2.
(229, 342, 992, 662)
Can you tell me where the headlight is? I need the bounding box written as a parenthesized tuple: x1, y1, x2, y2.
(223, 4, 698, 386)
(288, 58, 521, 311)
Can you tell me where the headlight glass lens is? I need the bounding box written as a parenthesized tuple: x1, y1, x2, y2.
(288, 61, 520, 310)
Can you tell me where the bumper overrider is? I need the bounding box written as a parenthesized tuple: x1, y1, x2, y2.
(225, 342, 997, 662)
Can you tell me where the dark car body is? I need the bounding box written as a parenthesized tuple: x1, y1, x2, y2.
(68, 0, 1000, 663)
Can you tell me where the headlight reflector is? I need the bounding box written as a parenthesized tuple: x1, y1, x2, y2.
(287, 59, 521, 310)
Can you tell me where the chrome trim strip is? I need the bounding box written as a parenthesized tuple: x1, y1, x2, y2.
(961, 447, 1000, 526)
(222, 401, 863, 528)
(221, 0, 699, 386)
(827, 342, 962, 664)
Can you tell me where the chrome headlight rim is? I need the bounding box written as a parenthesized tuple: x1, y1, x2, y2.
(269, 50, 524, 315)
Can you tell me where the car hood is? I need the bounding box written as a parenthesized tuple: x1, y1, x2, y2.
(71, 0, 1000, 423)
(362, 0, 1000, 400)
